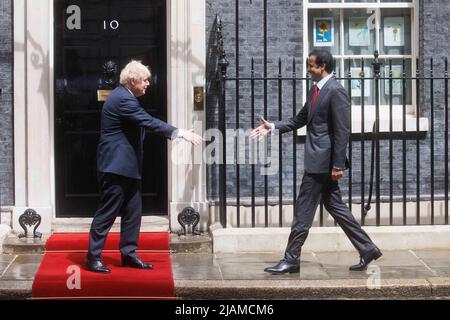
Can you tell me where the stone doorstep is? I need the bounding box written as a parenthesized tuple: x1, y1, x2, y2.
(2, 234, 48, 254)
(2, 278, 449, 300)
(170, 233, 213, 254)
(2, 233, 212, 254)
(51, 217, 169, 233)
(0, 224, 12, 254)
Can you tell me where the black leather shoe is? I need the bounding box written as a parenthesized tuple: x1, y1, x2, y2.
(85, 257, 111, 274)
(264, 259, 300, 274)
(349, 247, 383, 271)
(122, 255, 154, 269)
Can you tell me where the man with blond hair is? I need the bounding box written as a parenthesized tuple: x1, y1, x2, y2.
(85, 60, 202, 273)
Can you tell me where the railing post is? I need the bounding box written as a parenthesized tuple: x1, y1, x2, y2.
(402, 58, 407, 225)
(389, 59, 394, 225)
(372, 51, 382, 226)
(416, 58, 421, 225)
(216, 15, 229, 228)
(0, 87, 1, 224)
(445, 57, 449, 225)
(430, 58, 435, 224)
(235, 1, 241, 228)
(278, 58, 283, 227)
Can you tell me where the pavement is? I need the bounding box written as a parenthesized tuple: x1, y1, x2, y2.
(1, 249, 450, 299)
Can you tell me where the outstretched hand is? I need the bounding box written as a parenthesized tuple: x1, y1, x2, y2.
(182, 129, 203, 146)
(250, 116, 272, 140)
(331, 169, 343, 181)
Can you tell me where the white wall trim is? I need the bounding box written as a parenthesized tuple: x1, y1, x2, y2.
(13, 0, 27, 207)
(167, 0, 208, 232)
(13, 0, 53, 234)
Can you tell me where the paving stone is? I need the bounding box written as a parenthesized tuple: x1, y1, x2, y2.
(428, 267, 450, 278)
(214, 252, 316, 264)
(171, 253, 223, 280)
(0, 254, 15, 263)
(0, 254, 42, 281)
(0, 262, 12, 275)
(313, 250, 423, 268)
(412, 249, 450, 268)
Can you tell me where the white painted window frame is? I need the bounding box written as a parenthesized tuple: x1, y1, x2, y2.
(300, 0, 427, 135)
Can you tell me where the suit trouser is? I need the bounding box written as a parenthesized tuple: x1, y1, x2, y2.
(284, 172, 377, 263)
(87, 172, 142, 260)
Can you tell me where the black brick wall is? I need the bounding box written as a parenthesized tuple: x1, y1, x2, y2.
(206, 0, 450, 208)
(0, 0, 13, 206)
(206, 0, 304, 200)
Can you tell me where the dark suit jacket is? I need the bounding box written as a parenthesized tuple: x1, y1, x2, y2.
(274, 77, 350, 174)
(96, 85, 177, 179)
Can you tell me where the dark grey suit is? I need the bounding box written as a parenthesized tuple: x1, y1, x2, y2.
(88, 85, 177, 260)
(274, 77, 377, 263)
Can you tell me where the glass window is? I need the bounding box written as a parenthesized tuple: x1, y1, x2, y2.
(308, 9, 341, 55)
(306, 0, 417, 108)
(344, 59, 375, 106)
(344, 9, 376, 55)
(380, 8, 412, 55)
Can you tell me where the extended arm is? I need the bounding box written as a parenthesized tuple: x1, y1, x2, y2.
(120, 97, 201, 145)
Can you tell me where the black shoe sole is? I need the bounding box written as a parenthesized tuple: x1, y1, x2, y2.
(86, 267, 111, 274)
(85, 260, 111, 274)
(349, 250, 383, 271)
(264, 268, 300, 274)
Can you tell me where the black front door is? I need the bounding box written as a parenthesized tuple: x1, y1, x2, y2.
(54, 0, 167, 217)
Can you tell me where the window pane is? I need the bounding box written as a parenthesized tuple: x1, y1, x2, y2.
(380, 59, 412, 105)
(309, 9, 340, 55)
(380, 8, 412, 55)
(344, 9, 376, 55)
(343, 0, 376, 2)
(380, 0, 412, 2)
(344, 59, 375, 106)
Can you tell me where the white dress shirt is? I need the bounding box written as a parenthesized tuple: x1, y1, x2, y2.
(269, 73, 334, 132)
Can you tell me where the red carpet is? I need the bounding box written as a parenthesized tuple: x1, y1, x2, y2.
(32, 233, 174, 300)
(45, 232, 169, 252)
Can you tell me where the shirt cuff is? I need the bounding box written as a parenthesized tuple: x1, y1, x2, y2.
(171, 129, 184, 140)
(270, 123, 275, 135)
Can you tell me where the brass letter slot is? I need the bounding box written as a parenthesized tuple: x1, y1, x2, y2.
(97, 89, 113, 102)
(194, 86, 204, 111)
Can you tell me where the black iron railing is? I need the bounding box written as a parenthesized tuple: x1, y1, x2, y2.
(213, 15, 449, 228)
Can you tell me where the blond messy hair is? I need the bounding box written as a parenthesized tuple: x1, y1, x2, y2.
(119, 60, 151, 85)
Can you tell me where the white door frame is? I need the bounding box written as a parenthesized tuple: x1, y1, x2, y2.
(12, 0, 207, 234)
